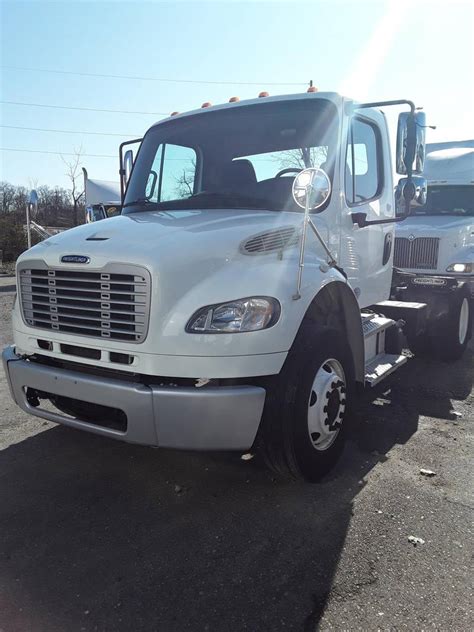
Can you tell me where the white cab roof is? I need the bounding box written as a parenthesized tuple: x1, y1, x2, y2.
(424, 140, 474, 185)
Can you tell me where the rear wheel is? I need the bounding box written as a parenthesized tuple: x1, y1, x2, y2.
(258, 327, 354, 482)
(407, 290, 471, 362)
(437, 294, 471, 361)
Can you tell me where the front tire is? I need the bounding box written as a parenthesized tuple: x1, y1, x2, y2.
(258, 326, 355, 482)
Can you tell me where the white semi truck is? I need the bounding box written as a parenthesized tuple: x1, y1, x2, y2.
(395, 140, 474, 297)
(3, 91, 472, 481)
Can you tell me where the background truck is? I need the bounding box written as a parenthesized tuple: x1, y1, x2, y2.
(394, 140, 474, 297)
(3, 91, 472, 481)
(82, 168, 121, 223)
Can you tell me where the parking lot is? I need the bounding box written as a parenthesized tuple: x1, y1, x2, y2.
(0, 279, 472, 631)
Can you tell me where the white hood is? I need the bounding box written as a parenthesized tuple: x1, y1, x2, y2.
(22, 208, 306, 271)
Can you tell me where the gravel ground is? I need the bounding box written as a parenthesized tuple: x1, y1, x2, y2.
(0, 282, 472, 632)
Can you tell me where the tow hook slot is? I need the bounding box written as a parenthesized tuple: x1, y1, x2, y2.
(26, 387, 47, 408)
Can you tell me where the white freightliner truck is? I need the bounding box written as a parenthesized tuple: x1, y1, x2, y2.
(394, 140, 474, 297)
(3, 91, 472, 481)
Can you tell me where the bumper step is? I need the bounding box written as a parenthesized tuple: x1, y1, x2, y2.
(365, 353, 407, 387)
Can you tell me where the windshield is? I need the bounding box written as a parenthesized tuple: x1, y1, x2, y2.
(413, 185, 474, 217)
(123, 99, 338, 213)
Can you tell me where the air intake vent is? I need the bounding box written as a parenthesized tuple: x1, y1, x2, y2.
(241, 227, 299, 255)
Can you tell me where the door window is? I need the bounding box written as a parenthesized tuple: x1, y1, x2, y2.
(345, 118, 382, 205)
(145, 143, 197, 202)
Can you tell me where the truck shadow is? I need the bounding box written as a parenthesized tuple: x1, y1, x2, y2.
(0, 345, 472, 632)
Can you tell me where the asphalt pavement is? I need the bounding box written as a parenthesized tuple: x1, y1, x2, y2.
(0, 280, 472, 631)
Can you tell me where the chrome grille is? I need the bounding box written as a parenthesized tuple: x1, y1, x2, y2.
(19, 263, 151, 343)
(394, 237, 439, 270)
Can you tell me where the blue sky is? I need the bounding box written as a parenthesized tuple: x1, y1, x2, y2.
(1, 0, 473, 190)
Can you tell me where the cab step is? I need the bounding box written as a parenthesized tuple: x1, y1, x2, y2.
(362, 314, 396, 364)
(365, 353, 407, 387)
(362, 314, 394, 339)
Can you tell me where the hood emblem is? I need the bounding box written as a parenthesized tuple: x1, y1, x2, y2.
(61, 255, 90, 264)
(408, 234, 416, 242)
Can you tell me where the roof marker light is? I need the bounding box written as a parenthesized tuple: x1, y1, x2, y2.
(229, 96, 240, 102)
(258, 91, 269, 98)
(201, 102, 212, 108)
(170, 111, 179, 116)
(307, 86, 318, 93)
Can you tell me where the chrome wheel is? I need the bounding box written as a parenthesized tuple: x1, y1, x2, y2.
(458, 298, 469, 345)
(307, 358, 346, 451)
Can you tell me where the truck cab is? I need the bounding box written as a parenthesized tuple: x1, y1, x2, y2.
(395, 141, 474, 296)
(3, 91, 471, 481)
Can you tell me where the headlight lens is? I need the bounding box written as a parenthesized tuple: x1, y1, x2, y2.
(446, 263, 472, 273)
(186, 297, 280, 333)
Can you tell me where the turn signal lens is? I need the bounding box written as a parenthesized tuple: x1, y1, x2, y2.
(307, 86, 318, 93)
(201, 102, 212, 108)
(229, 96, 240, 102)
(258, 91, 269, 98)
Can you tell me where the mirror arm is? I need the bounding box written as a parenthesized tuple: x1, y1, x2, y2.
(354, 99, 415, 114)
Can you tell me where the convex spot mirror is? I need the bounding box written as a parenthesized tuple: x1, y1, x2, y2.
(123, 149, 134, 184)
(292, 168, 331, 212)
(396, 111, 426, 175)
(28, 189, 39, 218)
(395, 176, 427, 215)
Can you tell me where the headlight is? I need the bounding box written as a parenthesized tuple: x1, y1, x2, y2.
(446, 263, 472, 273)
(186, 297, 280, 333)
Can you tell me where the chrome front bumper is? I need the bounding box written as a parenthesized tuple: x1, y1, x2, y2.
(2, 346, 266, 450)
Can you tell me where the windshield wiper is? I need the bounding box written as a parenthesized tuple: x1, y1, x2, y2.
(123, 197, 158, 209)
(124, 191, 275, 212)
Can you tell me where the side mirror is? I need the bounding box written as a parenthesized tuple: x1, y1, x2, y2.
(123, 149, 134, 184)
(28, 189, 39, 219)
(292, 168, 331, 212)
(396, 111, 426, 175)
(395, 176, 427, 214)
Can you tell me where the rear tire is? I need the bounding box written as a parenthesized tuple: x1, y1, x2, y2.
(407, 290, 471, 362)
(257, 326, 355, 482)
(436, 293, 471, 362)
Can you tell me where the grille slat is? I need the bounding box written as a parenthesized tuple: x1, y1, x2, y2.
(20, 292, 146, 306)
(20, 280, 147, 297)
(19, 264, 151, 343)
(23, 308, 146, 326)
(27, 315, 143, 335)
(394, 237, 439, 270)
(22, 273, 147, 286)
(23, 303, 146, 316)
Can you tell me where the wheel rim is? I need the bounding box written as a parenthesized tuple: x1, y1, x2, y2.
(458, 298, 469, 345)
(307, 358, 346, 451)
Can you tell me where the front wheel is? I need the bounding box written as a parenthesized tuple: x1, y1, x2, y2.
(258, 327, 355, 482)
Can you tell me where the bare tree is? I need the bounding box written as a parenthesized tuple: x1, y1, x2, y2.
(174, 158, 196, 198)
(273, 146, 329, 172)
(61, 147, 85, 226)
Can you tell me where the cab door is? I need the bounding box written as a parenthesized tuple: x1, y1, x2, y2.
(339, 113, 394, 307)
